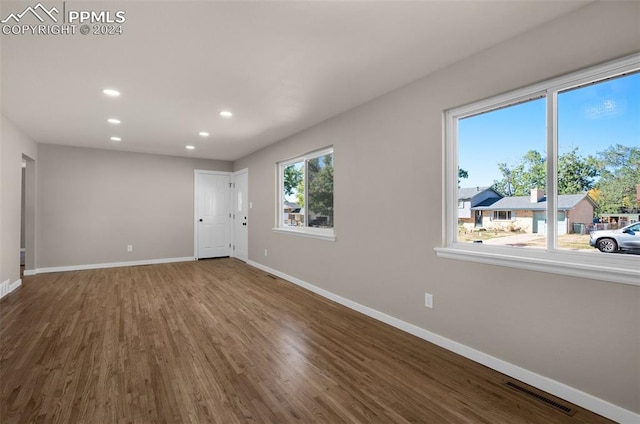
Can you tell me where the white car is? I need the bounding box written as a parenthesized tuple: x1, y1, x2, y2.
(589, 222, 640, 253)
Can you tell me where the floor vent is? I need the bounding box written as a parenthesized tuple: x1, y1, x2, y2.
(505, 380, 576, 416)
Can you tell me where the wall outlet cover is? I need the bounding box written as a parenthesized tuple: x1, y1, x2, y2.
(425, 293, 433, 309)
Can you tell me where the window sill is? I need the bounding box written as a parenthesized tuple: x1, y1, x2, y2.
(434, 244, 640, 287)
(273, 227, 336, 241)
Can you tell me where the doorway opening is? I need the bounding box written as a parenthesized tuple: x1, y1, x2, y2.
(21, 155, 36, 276)
(20, 160, 25, 276)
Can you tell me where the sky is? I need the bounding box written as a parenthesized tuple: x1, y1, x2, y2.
(458, 71, 640, 189)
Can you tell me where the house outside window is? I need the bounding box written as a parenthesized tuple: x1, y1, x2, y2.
(457, 186, 502, 229)
(437, 54, 640, 286)
(275, 147, 335, 241)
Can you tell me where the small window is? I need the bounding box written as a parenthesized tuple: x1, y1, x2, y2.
(492, 211, 513, 221)
(275, 147, 335, 240)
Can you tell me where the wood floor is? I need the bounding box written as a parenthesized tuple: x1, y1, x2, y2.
(1, 259, 612, 424)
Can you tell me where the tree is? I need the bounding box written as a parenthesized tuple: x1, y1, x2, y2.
(492, 148, 598, 196)
(522, 150, 547, 191)
(458, 167, 468, 187)
(307, 155, 334, 221)
(283, 164, 302, 198)
(557, 148, 599, 194)
(492, 150, 545, 196)
(493, 162, 517, 196)
(595, 144, 640, 213)
(295, 179, 305, 207)
(588, 187, 601, 204)
(458, 168, 469, 180)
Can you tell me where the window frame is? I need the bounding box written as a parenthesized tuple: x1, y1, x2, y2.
(435, 53, 640, 287)
(274, 146, 336, 241)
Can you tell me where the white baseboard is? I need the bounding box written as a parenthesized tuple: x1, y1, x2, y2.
(0, 278, 22, 300)
(0, 279, 9, 299)
(247, 260, 639, 424)
(9, 279, 22, 291)
(23, 269, 36, 276)
(34, 257, 195, 274)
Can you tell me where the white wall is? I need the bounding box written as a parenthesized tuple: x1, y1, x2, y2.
(35, 144, 232, 269)
(234, 1, 640, 416)
(1, 115, 37, 285)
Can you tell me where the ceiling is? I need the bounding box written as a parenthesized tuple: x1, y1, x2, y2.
(1, 0, 590, 162)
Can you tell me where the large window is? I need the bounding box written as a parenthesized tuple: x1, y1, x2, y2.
(275, 147, 335, 240)
(437, 54, 640, 286)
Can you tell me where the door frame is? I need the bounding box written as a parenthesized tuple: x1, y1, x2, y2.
(231, 168, 249, 261)
(194, 170, 232, 260)
(22, 155, 36, 275)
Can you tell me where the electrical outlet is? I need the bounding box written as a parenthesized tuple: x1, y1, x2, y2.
(264, 249, 268, 256)
(127, 245, 133, 252)
(249, 202, 253, 209)
(424, 293, 433, 309)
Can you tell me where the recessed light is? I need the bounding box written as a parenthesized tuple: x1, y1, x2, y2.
(219, 110, 233, 118)
(110, 136, 122, 142)
(102, 88, 120, 97)
(198, 131, 210, 137)
(186, 145, 195, 150)
(108, 118, 121, 124)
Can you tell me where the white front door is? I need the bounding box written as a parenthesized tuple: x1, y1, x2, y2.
(196, 172, 231, 259)
(232, 170, 248, 262)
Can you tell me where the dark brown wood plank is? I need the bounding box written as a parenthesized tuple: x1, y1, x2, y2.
(1, 259, 613, 424)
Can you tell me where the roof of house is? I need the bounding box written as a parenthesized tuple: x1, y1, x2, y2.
(283, 201, 301, 210)
(472, 193, 593, 211)
(458, 186, 500, 201)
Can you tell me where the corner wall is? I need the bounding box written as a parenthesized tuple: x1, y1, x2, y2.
(1, 115, 37, 287)
(234, 1, 640, 416)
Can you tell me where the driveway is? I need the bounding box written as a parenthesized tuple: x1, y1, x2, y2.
(481, 233, 545, 246)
